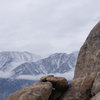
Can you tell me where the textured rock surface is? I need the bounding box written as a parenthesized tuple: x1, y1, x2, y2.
(6, 81, 52, 100)
(80, 75, 94, 94)
(92, 72, 100, 94)
(91, 91, 100, 100)
(60, 77, 83, 100)
(74, 21, 100, 79)
(49, 89, 63, 100)
(60, 75, 94, 100)
(40, 75, 68, 91)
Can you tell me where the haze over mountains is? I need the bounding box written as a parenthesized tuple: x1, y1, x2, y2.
(0, 51, 78, 80)
(0, 51, 41, 78)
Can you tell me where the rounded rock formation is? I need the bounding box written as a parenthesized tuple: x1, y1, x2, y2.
(6, 81, 52, 100)
(40, 75, 68, 91)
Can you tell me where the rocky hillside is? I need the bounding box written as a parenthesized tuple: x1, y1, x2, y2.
(6, 21, 100, 100)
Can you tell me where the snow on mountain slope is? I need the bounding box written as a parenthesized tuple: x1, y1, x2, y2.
(12, 52, 78, 79)
(0, 51, 41, 78)
(15, 69, 75, 81)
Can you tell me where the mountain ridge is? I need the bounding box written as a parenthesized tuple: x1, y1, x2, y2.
(11, 52, 78, 80)
(0, 51, 78, 79)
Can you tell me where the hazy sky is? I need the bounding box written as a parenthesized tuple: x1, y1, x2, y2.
(0, 0, 100, 56)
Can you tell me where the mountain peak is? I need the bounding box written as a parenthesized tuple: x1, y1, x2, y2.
(0, 51, 41, 72)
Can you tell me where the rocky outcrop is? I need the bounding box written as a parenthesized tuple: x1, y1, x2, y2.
(74, 21, 100, 79)
(60, 75, 94, 100)
(80, 75, 94, 94)
(92, 72, 100, 94)
(6, 81, 52, 100)
(6, 75, 68, 100)
(40, 75, 68, 100)
(40, 75, 68, 91)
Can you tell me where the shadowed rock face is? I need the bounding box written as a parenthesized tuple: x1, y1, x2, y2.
(74, 21, 100, 79)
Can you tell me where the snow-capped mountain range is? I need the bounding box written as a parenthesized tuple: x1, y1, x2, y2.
(0, 51, 41, 71)
(0, 51, 78, 80)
